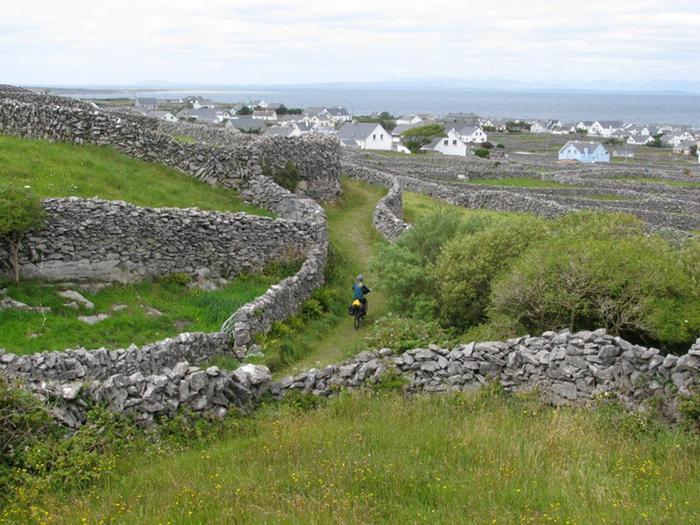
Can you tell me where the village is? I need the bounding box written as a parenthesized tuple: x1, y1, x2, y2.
(116, 94, 700, 165)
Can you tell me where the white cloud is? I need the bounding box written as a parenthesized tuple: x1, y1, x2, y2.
(1, 0, 700, 88)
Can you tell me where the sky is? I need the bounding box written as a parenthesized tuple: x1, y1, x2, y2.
(2, 0, 700, 91)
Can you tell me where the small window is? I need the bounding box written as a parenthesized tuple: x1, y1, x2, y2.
(373, 134, 376, 140)
(380, 134, 384, 139)
(453, 140, 457, 145)
(444, 139, 449, 146)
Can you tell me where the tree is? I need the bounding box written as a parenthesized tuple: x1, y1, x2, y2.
(474, 148, 490, 158)
(689, 144, 698, 157)
(0, 187, 46, 283)
(237, 106, 252, 116)
(401, 124, 446, 153)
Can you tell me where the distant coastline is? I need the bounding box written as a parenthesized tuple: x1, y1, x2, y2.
(37, 85, 700, 127)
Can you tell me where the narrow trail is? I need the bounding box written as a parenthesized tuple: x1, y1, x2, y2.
(282, 178, 389, 375)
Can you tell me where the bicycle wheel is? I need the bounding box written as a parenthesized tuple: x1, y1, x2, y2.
(354, 311, 361, 329)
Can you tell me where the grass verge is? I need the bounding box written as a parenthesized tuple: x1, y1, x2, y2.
(461, 177, 570, 189)
(0, 134, 271, 215)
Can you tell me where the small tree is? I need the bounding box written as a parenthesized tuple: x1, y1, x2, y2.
(0, 188, 46, 283)
(237, 106, 252, 116)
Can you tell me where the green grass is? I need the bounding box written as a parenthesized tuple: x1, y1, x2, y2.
(461, 177, 570, 189)
(0, 134, 271, 215)
(24, 391, 700, 524)
(586, 194, 637, 202)
(612, 176, 700, 188)
(172, 134, 197, 144)
(402, 191, 526, 224)
(0, 266, 296, 355)
(260, 177, 389, 375)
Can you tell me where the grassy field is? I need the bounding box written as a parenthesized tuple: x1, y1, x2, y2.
(0, 135, 270, 215)
(0, 267, 296, 355)
(612, 176, 700, 188)
(402, 191, 526, 224)
(461, 177, 570, 189)
(19, 390, 700, 524)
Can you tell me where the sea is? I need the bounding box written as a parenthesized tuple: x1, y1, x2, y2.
(56, 87, 700, 127)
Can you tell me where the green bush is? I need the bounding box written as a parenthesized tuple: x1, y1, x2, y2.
(474, 148, 490, 159)
(488, 235, 700, 349)
(364, 313, 451, 351)
(434, 216, 547, 329)
(266, 161, 301, 192)
(371, 210, 467, 318)
(0, 187, 47, 282)
(400, 123, 446, 138)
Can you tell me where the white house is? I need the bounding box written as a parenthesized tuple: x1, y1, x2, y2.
(248, 99, 268, 109)
(144, 110, 177, 123)
(310, 113, 334, 127)
(252, 110, 278, 121)
(176, 108, 228, 124)
(135, 97, 158, 109)
(589, 121, 623, 137)
(264, 125, 301, 138)
(337, 122, 392, 150)
(421, 129, 467, 156)
(627, 135, 654, 146)
(558, 141, 610, 163)
(529, 121, 549, 134)
(396, 114, 423, 125)
(191, 98, 215, 110)
(325, 106, 352, 123)
(457, 125, 488, 144)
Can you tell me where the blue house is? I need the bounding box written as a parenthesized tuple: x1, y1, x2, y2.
(558, 141, 610, 163)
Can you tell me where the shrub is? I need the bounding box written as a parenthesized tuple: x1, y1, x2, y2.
(267, 161, 301, 192)
(364, 313, 451, 351)
(496, 143, 505, 148)
(0, 187, 47, 282)
(371, 210, 466, 318)
(481, 141, 494, 149)
(488, 235, 700, 349)
(162, 272, 192, 286)
(474, 148, 490, 159)
(434, 216, 547, 329)
(401, 124, 446, 138)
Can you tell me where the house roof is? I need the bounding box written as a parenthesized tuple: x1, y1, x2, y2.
(305, 106, 327, 116)
(560, 141, 607, 154)
(326, 106, 350, 116)
(421, 137, 444, 150)
(337, 122, 384, 140)
(144, 110, 173, 119)
(136, 97, 158, 105)
(253, 110, 276, 117)
(264, 126, 296, 137)
(295, 121, 316, 132)
(458, 125, 482, 135)
(597, 120, 623, 128)
(228, 117, 266, 130)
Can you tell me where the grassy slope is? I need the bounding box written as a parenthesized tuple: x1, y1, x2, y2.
(270, 178, 388, 376)
(34, 391, 700, 524)
(0, 135, 270, 215)
(0, 271, 295, 355)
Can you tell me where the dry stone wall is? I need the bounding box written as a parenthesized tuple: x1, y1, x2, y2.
(2, 197, 316, 283)
(0, 87, 340, 201)
(6, 329, 699, 428)
(0, 85, 335, 350)
(373, 181, 412, 242)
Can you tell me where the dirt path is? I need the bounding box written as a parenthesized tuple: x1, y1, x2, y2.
(282, 178, 389, 375)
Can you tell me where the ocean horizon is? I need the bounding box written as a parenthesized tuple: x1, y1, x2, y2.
(54, 86, 700, 127)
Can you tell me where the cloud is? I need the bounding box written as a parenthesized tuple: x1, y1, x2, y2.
(2, 0, 700, 88)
